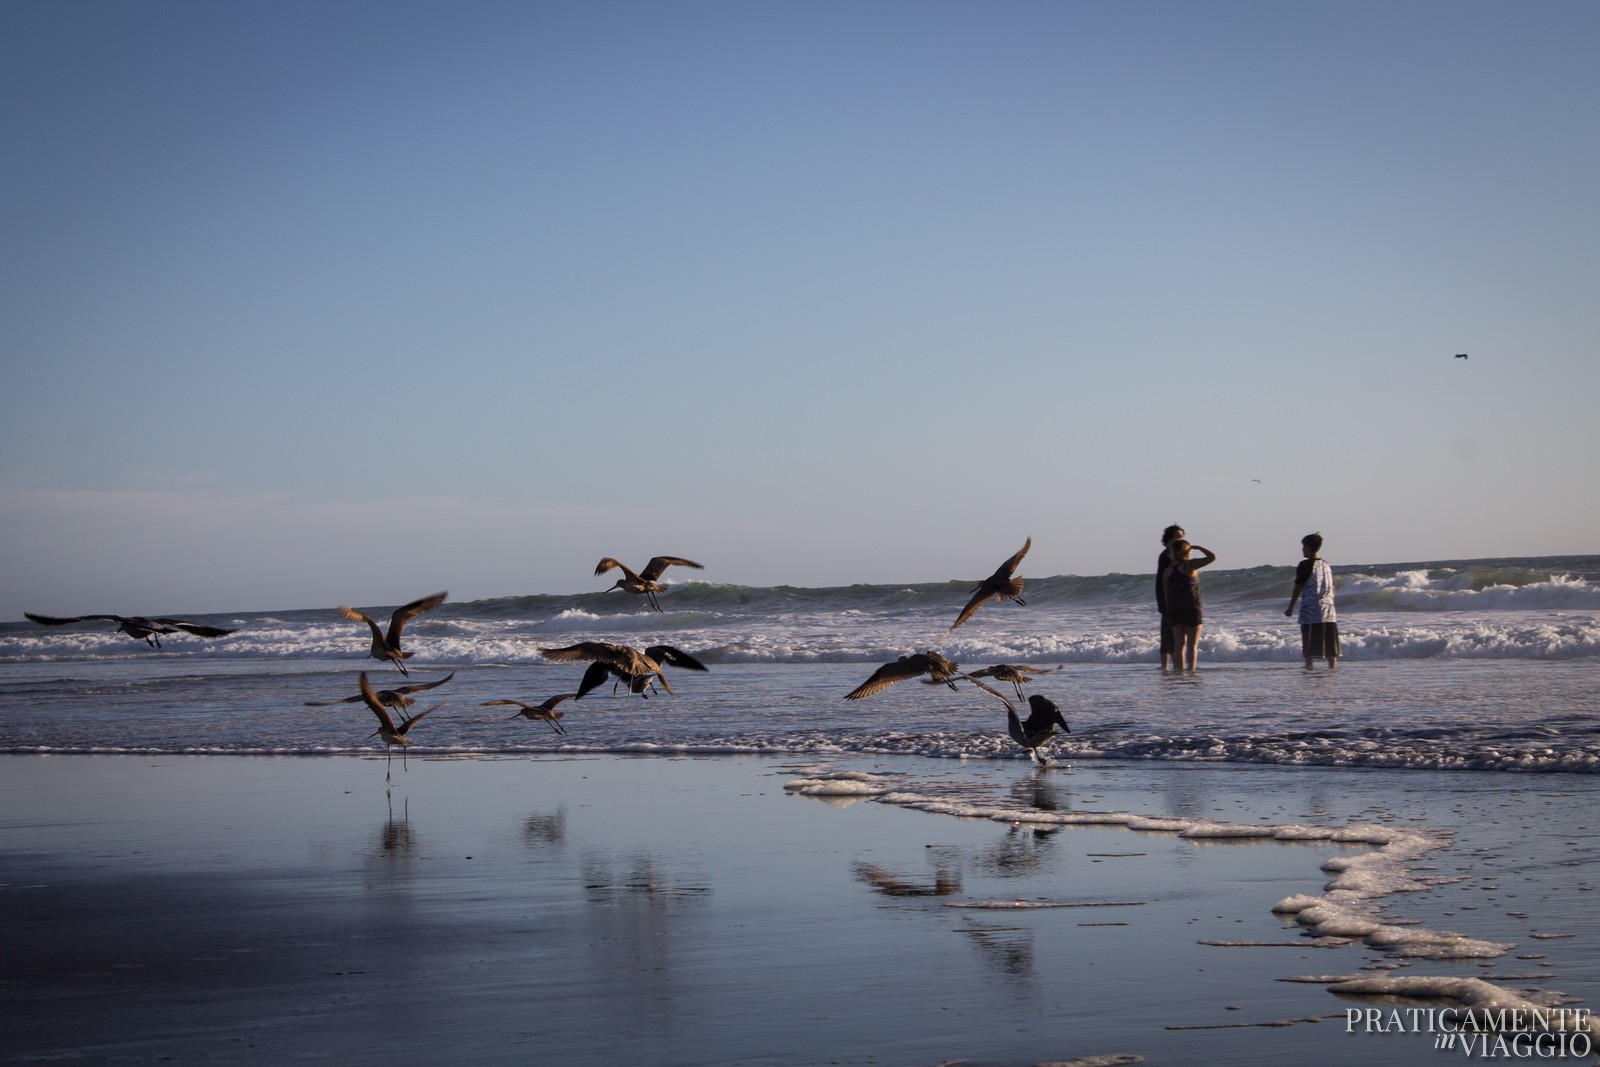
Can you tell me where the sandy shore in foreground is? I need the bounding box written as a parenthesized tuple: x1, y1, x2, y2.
(2, 754, 1595, 1066)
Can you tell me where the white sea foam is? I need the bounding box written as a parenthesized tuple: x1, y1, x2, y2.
(1329, 976, 1600, 1035)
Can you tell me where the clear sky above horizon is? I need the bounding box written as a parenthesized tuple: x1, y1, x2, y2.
(3, 0, 1597, 619)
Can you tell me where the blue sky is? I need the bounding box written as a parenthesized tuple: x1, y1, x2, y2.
(3, 0, 1596, 618)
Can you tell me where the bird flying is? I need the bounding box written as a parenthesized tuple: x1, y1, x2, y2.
(483, 694, 576, 734)
(947, 537, 1031, 634)
(594, 556, 703, 612)
(24, 612, 236, 648)
(306, 672, 454, 710)
(966, 664, 1058, 701)
(337, 591, 447, 675)
(358, 671, 445, 777)
(538, 641, 709, 699)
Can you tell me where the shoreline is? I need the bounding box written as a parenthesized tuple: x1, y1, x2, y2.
(3, 753, 1595, 1065)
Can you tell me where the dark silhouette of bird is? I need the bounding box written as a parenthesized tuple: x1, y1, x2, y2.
(337, 591, 447, 675)
(947, 537, 1031, 634)
(846, 652, 966, 700)
(967, 664, 1058, 701)
(538, 641, 708, 699)
(594, 556, 703, 611)
(357, 671, 445, 778)
(306, 672, 454, 710)
(1007, 693, 1070, 765)
(1455, 353, 1468, 359)
(482, 694, 576, 734)
(24, 612, 236, 648)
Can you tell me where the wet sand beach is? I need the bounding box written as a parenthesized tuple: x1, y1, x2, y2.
(2, 754, 1595, 1066)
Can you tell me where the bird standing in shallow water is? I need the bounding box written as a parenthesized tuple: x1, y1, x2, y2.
(305, 672, 453, 710)
(24, 612, 236, 648)
(337, 591, 447, 675)
(947, 537, 1031, 634)
(483, 694, 576, 734)
(357, 671, 445, 779)
(594, 556, 703, 612)
(1007, 693, 1070, 765)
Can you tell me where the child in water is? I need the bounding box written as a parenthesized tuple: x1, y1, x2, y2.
(1285, 532, 1339, 670)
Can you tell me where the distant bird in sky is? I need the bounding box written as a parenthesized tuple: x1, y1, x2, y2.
(337, 591, 447, 675)
(483, 694, 576, 734)
(1007, 693, 1070, 765)
(1456, 353, 1468, 359)
(594, 555, 704, 611)
(357, 671, 445, 778)
(305, 672, 454, 711)
(539, 641, 708, 698)
(967, 664, 1058, 701)
(947, 537, 1031, 634)
(23, 612, 236, 648)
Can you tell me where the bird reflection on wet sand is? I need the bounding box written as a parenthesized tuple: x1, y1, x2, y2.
(375, 795, 417, 857)
(522, 808, 567, 848)
(955, 914, 1036, 979)
(976, 825, 1058, 878)
(583, 856, 712, 908)
(852, 861, 962, 898)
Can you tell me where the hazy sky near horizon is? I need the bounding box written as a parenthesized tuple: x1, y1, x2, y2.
(3, 0, 1597, 619)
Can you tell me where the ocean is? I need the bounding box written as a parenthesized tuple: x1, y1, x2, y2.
(2, 554, 1596, 772)
(4, 554, 1598, 1064)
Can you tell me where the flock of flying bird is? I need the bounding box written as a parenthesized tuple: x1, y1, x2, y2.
(23, 541, 1073, 774)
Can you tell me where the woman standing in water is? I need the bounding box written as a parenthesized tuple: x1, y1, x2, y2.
(1156, 523, 1184, 670)
(1164, 539, 1216, 671)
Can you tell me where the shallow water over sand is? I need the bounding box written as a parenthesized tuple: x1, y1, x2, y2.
(3, 754, 1595, 1066)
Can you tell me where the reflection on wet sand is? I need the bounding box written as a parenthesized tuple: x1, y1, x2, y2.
(578, 854, 713, 1040)
(975, 825, 1059, 878)
(1009, 774, 1072, 813)
(955, 914, 1036, 980)
(522, 807, 567, 848)
(582, 855, 713, 907)
(852, 861, 962, 898)
(375, 795, 417, 857)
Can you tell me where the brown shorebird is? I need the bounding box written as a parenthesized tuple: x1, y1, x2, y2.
(594, 556, 703, 611)
(1007, 693, 1070, 765)
(968, 664, 1057, 701)
(579, 644, 709, 699)
(538, 641, 708, 699)
(845, 652, 966, 700)
(337, 591, 447, 675)
(24, 612, 236, 648)
(482, 694, 576, 734)
(947, 537, 1031, 634)
(357, 671, 445, 778)
(306, 672, 454, 710)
